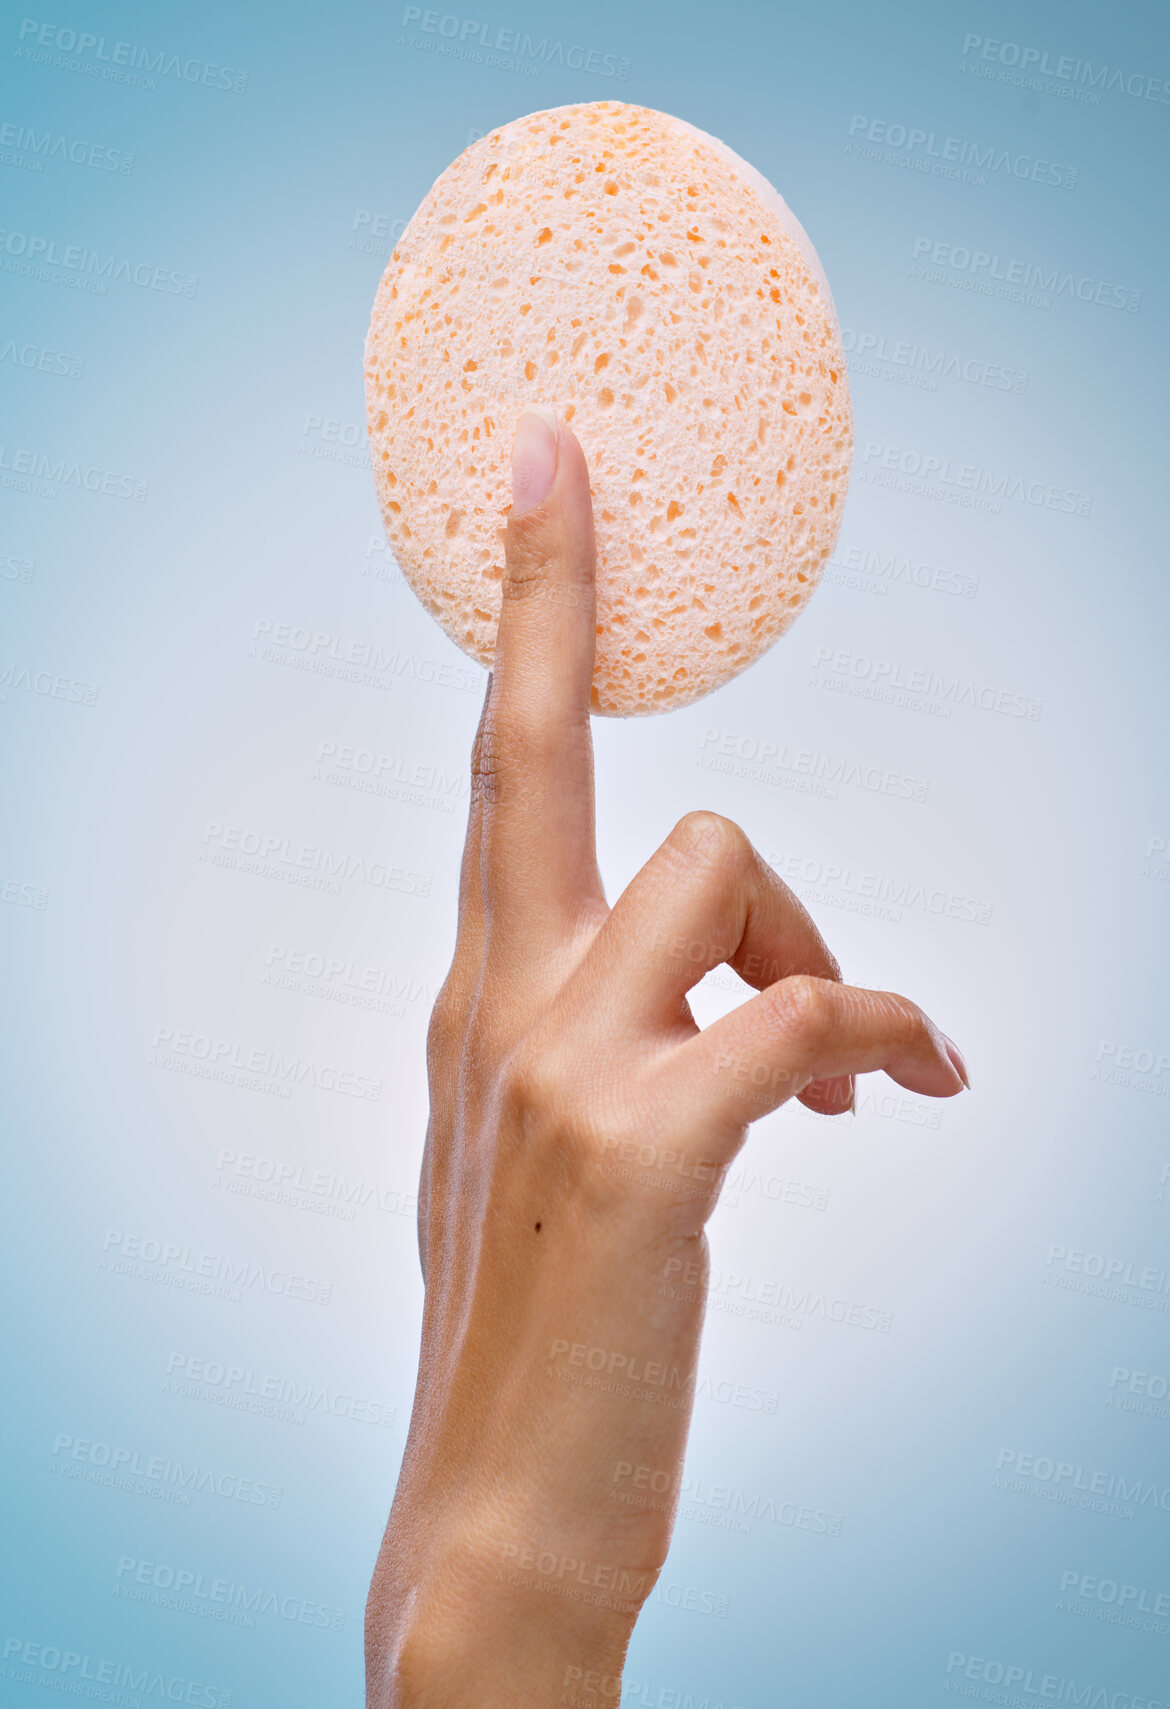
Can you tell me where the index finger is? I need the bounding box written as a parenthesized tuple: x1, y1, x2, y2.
(480, 407, 605, 950)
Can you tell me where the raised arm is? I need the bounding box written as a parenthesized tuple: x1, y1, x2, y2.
(365, 408, 968, 1708)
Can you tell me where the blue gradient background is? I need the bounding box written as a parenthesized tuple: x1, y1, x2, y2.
(2, 1, 1168, 1704)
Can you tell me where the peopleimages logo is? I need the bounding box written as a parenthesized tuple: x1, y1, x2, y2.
(1, 874, 49, 910)
(810, 647, 1043, 722)
(861, 440, 1092, 517)
(0, 228, 197, 295)
(1045, 1243, 1170, 1295)
(165, 1353, 395, 1428)
(150, 1024, 384, 1102)
(842, 328, 1028, 396)
(0, 443, 147, 500)
(846, 114, 1078, 189)
(944, 1651, 1167, 1708)
(0, 120, 134, 173)
(622, 1682, 747, 1709)
(398, 7, 630, 78)
(14, 18, 248, 93)
(679, 1477, 843, 1538)
(251, 617, 480, 695)
(114, 1555, 347, 1632)
(1093, 1038, 1170, 1096)
(50, 1431, 283, 1507)
(765, 847, 993, 926)
(1059, 1566, 1170, 1620)
(961, 32, 1170, 106)
(0, 663, 99, 706)
(101, 1228, 335, 1305)
(215, 1146, 418, 1223)
(0, 1637, 231, 1707)
(1110, 1365, 1170, 1404)
(911, 237, 1141, 312)
(263, 946, 435, 1020)
(665, 1257, 894, 1334)
(994, 1448, 1170, 1515)
(826, 540, 979, 598)
(200, 821, 432, 899)
(696, 725, 931, 803)
(0, 337, 84, 380)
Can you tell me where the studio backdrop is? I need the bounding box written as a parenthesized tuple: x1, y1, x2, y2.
(2, 0, 1168, 1704)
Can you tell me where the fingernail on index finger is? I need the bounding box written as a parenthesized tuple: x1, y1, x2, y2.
(511, 407, 559, 516)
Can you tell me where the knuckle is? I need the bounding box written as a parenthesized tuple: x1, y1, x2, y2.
(883, 989, 929, 1041)
(480, 699, 522, 760)
(426, 981, 465, 1065)
(474, 722, 521, 802)
(670, 809, 750, 870)
(764, 974, 836, 1053)
(504, 517, 564, 599)
(471, 714, 519, 802)
(497, 1030, 620, 1159)
(469, 724, 498, 801)
(499, 1036, 570, 1124)
(505, 496, 592, 604)
(480, 699, 584, 786)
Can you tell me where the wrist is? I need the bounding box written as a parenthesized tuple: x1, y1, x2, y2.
(367, 1512, 642, 1707)
(381, 1598, 631, 1709)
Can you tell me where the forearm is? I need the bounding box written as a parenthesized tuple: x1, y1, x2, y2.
(367, 1212, 695, 1705)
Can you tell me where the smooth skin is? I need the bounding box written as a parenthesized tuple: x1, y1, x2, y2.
(365, 408, 969, 1707)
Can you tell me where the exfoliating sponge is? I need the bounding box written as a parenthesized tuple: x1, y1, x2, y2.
(365, 100, 852, 716)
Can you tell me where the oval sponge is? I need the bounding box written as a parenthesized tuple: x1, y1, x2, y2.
(365, 100, 852, 716)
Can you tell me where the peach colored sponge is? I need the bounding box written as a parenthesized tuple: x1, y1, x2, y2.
(365, 101, 852, 716)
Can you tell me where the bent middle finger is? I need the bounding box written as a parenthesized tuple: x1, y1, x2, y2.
(583, 809, 841, 1030)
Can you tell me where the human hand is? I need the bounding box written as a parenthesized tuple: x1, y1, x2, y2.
(365, 407, 969, 1707)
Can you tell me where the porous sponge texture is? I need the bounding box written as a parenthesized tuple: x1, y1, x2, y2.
(365, 101, 852, 716)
